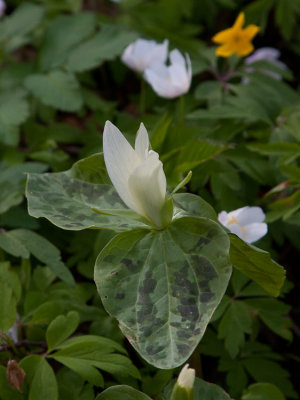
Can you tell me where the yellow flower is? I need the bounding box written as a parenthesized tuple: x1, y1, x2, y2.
(212, 12, 260, 57)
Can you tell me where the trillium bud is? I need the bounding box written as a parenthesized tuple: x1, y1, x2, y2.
(218, 206, 267, 243)
(171, 364, 196, 400)
(103, 121, 172, 228)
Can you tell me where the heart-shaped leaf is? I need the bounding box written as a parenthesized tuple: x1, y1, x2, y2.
(95, 216, 231, 368)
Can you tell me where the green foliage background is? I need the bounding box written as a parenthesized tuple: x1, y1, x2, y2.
(0, 0, 300, 399)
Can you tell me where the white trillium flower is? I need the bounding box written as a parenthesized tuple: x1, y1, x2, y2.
(218, 206, 267, 244)
(243, 47, 287, 82)
(0, 0, 6, 17)
(177, 364, 195, 391)
(144, 49, 192, 99)
(103, 121, 171, 228)
(121, 38, 169, 73)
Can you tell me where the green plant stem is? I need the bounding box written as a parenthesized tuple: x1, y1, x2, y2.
(140, 78, 146, 115)
(179, 95, 185, 124)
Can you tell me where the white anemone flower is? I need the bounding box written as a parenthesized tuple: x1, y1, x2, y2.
(218, 206, 267, 244)
(144, 49, 192, 99)
(177, 364, 195, 391)
(103, 121, 170, 228)
(0, 0, 6, 17)
(121, 38, 169, 73)
(244, 47, 287, 82)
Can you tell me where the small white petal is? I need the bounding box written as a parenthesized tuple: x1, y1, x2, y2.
(135, 123, 149, 160)
(170, 49, 186, 66)
(218, 211, 230, 225)
(103, 121, 140, 210)
(244, 222, 268, 243)
(237, 206, 265, 225)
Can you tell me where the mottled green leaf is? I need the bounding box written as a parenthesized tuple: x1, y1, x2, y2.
(173, 193, 217, 220)
(96, 385, 151, 400)
(95, 216, 231, 368)
(26, 170, 147, 232)
(229, 234, 285, 297)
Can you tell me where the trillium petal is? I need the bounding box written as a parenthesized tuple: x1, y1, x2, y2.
(103, 121, 140, 210)
(135, 123, 149, 160)
(244, 222, 268, 243)
(128, 151, 166, 226)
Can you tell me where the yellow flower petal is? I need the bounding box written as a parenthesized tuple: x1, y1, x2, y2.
(244, 24, 260, 40)
(216, 43, 234, 58)
(233, 12, 245, 30)
(236, 42, 254, 57)
(212, 28, 233, 44)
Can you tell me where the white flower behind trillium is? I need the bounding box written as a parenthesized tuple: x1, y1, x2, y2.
(243, 47, 287, 82)
(121, 38, 169, 73)
(103, 121, 171, 228)
(0, 0, 6, 17)
(144, 49, 192, 98)
(218, 206, 267, 244)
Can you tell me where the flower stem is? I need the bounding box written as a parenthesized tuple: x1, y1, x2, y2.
(179, 95, 185, 124)
(140, 78, 146, 115)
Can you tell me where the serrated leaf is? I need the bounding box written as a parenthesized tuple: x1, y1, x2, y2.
(46, 311, 80, 352)
(38, 13, 97, 71)
(229, 234, 285, 297)
(0, 162, 47, 214)
(245, 298, 292, 341)
(29, 358, 58, 400)
(25, 71, 83, 112)
(0, 230, 30, 258)
(0, 90, 29, 145)
(96, 385, 151, 400)
(0, 262, 21, 330)
(218, 301, 252, 358)
(95, 216, 231, 368)
(0, 3, 44, 52)
(8, 229, 75, 286)
(66, 25, 137, 72)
